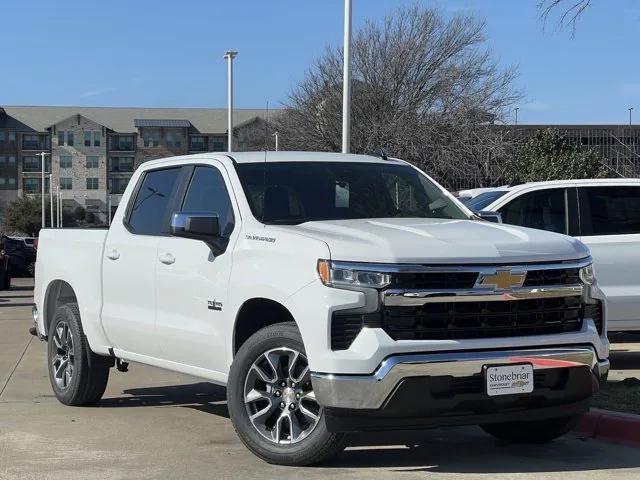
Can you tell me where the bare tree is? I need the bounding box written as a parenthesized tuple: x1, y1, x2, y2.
(538, 0, 592, 33)
(275, 4, 522, 189)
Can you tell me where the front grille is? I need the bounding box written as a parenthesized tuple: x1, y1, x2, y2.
(523, 268, 581, 287)
(585, 301, 603, 334)
(391, 272, 478, 290)
(382, 296, 583, 341)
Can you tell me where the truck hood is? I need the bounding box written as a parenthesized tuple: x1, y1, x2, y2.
(284, 218, 589, 264)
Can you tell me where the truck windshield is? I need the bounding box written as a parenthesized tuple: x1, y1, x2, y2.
(235, 161, 468, 225)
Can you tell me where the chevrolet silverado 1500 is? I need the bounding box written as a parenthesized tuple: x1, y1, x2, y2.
(33, 152, 609, 465)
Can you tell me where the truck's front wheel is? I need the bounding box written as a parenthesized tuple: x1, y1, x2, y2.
(480, 415, 582, 444)
(47, 303, 110, 406)
(227, 322, 347, 466)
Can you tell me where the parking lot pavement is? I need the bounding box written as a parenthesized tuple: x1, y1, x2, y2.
(2, 279, 640, 480)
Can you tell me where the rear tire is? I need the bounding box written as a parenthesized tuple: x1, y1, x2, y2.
(47, 303, 110, 406)
(27, 260, 36, 277)
(227, 322, 347, 466)
(480, 415, 582, 444)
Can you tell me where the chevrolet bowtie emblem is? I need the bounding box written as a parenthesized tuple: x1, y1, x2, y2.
(477, 270, 526, 290)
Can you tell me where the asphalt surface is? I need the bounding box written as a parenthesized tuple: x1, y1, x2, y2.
(1, 278, 640, 480)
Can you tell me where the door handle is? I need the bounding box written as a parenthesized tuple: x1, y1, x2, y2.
(106, 249, 120, 261)
(159, 252, 175, 265)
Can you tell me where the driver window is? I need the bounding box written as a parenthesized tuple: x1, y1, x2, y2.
(499, 188, 567, 234)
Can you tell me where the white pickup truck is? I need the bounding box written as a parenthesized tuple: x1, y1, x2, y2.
(33, 152, 609, 466)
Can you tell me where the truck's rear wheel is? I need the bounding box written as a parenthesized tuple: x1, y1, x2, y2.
(227, 322, 347, 466)
(47, 303, 110, 406)
(480, 415, 582, 444)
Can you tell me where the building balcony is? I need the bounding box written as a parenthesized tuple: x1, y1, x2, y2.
(21, 142, 49, 151)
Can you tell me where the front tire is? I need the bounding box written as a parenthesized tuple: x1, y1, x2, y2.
(227, 322, 347, 466)
(47, 303, 110, 406)
(480, 415, 582, 444)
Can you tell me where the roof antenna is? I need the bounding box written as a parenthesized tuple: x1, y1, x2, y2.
(261, 101, 269, 225)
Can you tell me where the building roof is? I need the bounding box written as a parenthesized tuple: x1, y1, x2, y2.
(133, 119, 192, 128)
(1, 106, 277, 133)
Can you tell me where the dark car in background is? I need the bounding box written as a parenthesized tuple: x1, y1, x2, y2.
(2, 235, 37, 278)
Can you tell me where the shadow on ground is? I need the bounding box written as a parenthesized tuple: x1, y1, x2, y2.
(96, 381, 640, 474)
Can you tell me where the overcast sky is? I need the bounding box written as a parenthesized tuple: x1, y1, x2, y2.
(1, 0, 639, 124)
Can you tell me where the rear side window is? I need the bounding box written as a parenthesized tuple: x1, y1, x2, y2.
(128, 167, 181, 235)
(579, 186, 640, 236)
(499, 188, 567, 234)
(181, 166, 235, 236)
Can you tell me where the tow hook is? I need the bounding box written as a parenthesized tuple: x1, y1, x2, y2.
(116, 358, 129, 373)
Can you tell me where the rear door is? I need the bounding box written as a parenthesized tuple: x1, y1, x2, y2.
(577, 186, 640, 330)
(101, 166, 183, 357)
(155, 162, 238, 372)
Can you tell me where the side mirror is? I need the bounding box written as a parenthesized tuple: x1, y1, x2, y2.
(171, 213, 221, 241)
(476, 210, 503, 223)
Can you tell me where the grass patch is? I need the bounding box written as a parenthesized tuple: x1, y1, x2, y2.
(591, 378, 640, 415)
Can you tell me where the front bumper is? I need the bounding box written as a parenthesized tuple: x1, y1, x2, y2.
(311, 345, 609, 410)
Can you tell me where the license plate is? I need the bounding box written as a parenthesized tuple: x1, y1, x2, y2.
(485, 363, 534, 397)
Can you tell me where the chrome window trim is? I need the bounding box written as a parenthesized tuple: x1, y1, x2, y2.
(383, 285, 584, 306)
(330, 257, 592, 274)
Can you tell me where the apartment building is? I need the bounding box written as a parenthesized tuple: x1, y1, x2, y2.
(0, 106, 271, 223)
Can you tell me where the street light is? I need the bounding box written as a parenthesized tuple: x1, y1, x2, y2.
(272, 131, 279, 151)
(515, 107, 520, 125)
(224, 50, 238, 152)
(38, 152, 50, 229)
(342, 0, 353, 154)
(629, 107, 634, 126)
(48, 174, 54, 228)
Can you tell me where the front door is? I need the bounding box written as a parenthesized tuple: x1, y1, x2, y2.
(155, 163, 237, 372)
(578, 186, 640, 330)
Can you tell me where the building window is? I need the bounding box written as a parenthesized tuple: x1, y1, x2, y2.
(109, 157, 134, 172)
(22, 156, 40, 172)
(0, 132, 5, 143)
(22, 134, 40, 150)
(60, 155, 72, 168)
(109, 177, 130, 194)
(8, 178, 15, 186)
(67, 132, 74, 146)
(8, 131, 15, 142)
(8, 156, 15, 165)
(86, 155, 99, 168)
(110, 135, 134, 151)
(60, 177, 72, 190)
(58, 130, 65, 145)
(0, 178, 6, 185)
(86, 178, 99, 190)
(212, 139, 225, 151)
(84, 131, 92, 147)
(165, 132, 173, 147)
(0, 156, 5, 165)
(23, 177, 49, 193)
(189, 136, 206, 151)
(94, 131, 101, 147)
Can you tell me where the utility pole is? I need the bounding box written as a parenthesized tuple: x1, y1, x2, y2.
(629, 107, 634, 126)
(273, 131, 279, 151)
(342, 0, 353, 154)
(38, 152, 50, 230)
(515, 107, 520, 125)
(224, 50, 238, 152)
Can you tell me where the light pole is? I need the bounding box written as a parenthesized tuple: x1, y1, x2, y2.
(48, 174, 54, 228)
(273, 131, 279, 151)
(224, 50, 238, 152)
(342, 0, 353, 154)
(57, 185, 61, 228)
(515, 107, 520, 125)
(629, 107, 634, 126)
(38, 152, 50, 229)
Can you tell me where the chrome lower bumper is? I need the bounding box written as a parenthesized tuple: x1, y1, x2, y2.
(311, 346, 609, 410)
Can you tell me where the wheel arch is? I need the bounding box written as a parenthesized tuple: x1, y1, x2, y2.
(43, 279, 79, 337)
(233, 297, 296, 356)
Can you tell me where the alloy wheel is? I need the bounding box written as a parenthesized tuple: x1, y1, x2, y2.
(243, 347, 321, 445)
(51, 321, 75, 389)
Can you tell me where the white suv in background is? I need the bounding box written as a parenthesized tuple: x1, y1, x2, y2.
(476, 179, 640, 333)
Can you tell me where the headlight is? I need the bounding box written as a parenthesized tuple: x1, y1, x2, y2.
(579, 264, 595, 285)
(317, 260, 391, 289)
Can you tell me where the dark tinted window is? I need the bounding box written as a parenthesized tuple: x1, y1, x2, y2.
(128, 168, 181, 235)
(236, 162, 466, 224)
(181, 166, 235, 235)
(580, 186, 640, 235)
(499, 188, 567, 234)
(464, 190, 508, 211)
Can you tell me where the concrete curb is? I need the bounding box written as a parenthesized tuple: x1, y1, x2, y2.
(574, 409, 640, 447)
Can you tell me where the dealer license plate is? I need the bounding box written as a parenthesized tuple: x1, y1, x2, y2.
(485, 363, 534, 397)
